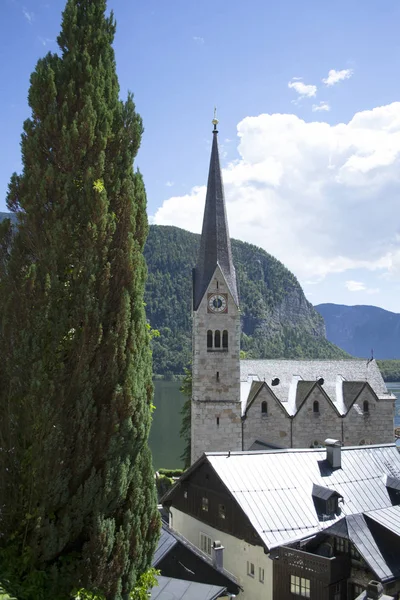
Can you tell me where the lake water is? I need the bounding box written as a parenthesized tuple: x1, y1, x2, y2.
(387, 382, 400, 427)
(148, 380, 186, 470)
(149, 380, 400, 470)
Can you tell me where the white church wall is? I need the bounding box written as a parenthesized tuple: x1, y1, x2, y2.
(170, 508, 273, 600)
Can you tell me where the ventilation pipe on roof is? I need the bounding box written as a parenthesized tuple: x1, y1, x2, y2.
(213, 540, 224, 570)
(325, 439, 342, 469)
(366, 581, 384, 599)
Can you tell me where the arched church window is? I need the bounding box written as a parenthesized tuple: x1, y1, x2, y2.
(215, 330, 221, 348)
(261, 401, 268, 416)
(222, 330, 228, 349)
(313, 400, 320, 414)
(207, 330, 213, 349)
(363, 400, 369, 413)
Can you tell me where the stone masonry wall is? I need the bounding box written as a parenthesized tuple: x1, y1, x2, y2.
(343, 387, 394, 445)
(191, 401, 242, 463)
(191, 266, 242, 464)
(243, 386, 291, 449)
(291, 387, 342, 448)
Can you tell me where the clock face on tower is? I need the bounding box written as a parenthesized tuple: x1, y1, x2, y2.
(207, 293, 228, 313)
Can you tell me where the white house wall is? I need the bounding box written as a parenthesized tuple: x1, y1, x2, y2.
(170, 507, 273, 600)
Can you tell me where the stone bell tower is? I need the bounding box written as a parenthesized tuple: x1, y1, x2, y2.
(191, 114, 242, 464)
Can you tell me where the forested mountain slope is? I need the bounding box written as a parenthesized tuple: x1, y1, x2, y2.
(144, 225, 348, 376)
(0, 215, 348, 375)
(315, 303, 400, 359)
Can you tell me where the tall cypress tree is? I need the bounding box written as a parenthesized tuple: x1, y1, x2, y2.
(0, 1, 159, 598)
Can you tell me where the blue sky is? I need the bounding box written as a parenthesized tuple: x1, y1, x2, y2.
(2, 0, 400, 312)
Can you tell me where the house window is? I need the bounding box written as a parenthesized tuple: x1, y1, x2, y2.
(333, 582, 341, 600)
(335, 537, 349, 554)
(247, 561, 255, 578)
(183, 490, 188, 499)
(215, 330, 221, 348)
(313, 400, 319, 413)
(222, 330, 228, 349)
(350, 545, 361, 561)
(202, 497, 209, 512)
(326, 497, 337, 515)
(259, 567, 264, 583)
(351, 583, 364, 599)
(290, 575, 310, 597)
(261, 401, 268, 416)
(200, 532, 212, 556)
(363, 400, 369, 414)
(207, 330, 213, 349)
(218, 504, 226, 519)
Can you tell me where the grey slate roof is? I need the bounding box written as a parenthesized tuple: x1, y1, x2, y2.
(152, 525, 178, 566)
(240, 359, 394, 416)
(150, 576, 226, 600)
(193, 130, 238, 310)
(188, 444, 400, 550)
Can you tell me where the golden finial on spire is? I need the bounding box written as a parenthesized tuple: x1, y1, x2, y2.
(212, 106, 219, 132)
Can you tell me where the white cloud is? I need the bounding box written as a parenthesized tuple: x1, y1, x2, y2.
(322, 68, 354, 86)
(23, 8, 34, 22)
(288, 79, 317, 98)
(165, 181, 174, 187)
(312, 101, 331, 112)
(345, 280, 366, 292)
(38, 36, 54, 46)
(345, 281, 379, 294)
(193, 36, 204, 44)
(153, 103, 400, 282)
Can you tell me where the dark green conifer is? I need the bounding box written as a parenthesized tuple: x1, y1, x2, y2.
(0, 1, 159, 598)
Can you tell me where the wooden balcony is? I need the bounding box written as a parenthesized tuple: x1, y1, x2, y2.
(273, 545, 351, 584)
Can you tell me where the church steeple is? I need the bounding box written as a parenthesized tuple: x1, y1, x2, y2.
(193, 114, 238, 310)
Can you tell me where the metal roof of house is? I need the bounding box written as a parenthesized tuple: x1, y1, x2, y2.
(240, 359, 394, 416)
(366, 505, 400, 537)
(152, 524, 178, 566)
(193, 128, 238, 310)
(173, 444, 400, 551)
(312, 483, 341, 501)
(153, 523, 240, 592)
(150, 576, 226, 600)
(320, 505, 400, 582)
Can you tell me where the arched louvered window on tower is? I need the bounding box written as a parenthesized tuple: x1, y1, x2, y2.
(222, 330, 228, 349)
(207, 330, 213, 349)
(214, 330, 221, 348)
(261, 401, 268, 416)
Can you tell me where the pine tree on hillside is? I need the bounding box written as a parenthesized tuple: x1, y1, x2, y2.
(0, 1, 159, 598)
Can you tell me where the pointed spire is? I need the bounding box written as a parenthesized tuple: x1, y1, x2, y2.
(193, 115, 239, 310)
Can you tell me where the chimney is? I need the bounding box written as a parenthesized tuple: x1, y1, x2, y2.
(366, 581, 384, 600)
(213, 540, 224, 570)
(325, 439, 341, 469)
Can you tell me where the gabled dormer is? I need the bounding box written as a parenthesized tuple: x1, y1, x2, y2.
(312, 483, 343, 520)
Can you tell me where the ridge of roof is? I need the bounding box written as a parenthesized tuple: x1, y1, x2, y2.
(203, 442, 396, 457)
